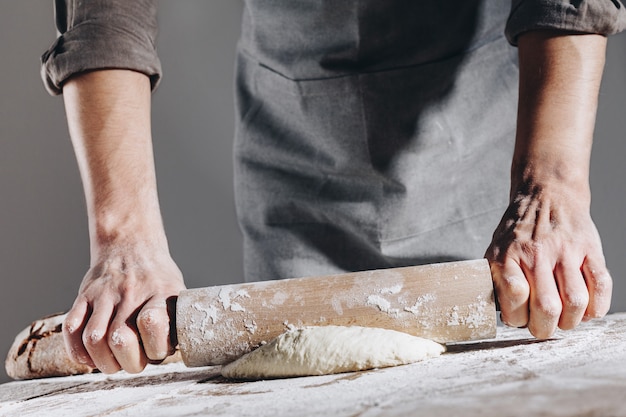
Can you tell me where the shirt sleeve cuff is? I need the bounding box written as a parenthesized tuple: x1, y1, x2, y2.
(41, 2, 162, 95)
(506, 0, 626, 45)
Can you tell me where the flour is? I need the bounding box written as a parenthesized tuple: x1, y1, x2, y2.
(404, 293, 437, 315)
(189, 303, 220, 342)
(331, 296, 344, 315)
(217, 288, 249, 312)
(380, 284, 403, 295)
(220, 325, 445, 380)
(366, 295, 400, 317)
(271, 291, 288, 305)
(244, 320, 257, 335)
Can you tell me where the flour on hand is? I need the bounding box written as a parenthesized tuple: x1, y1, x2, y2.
(220, 325, 445, 380)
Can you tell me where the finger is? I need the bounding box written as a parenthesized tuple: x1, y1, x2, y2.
(108, 314, 148, 374)
(554, 260, 589, 330)
(63, 301, 94, 367)
(137, 299, 174, 361)
(491, 259, 530, 328)
(82, 303, 121, 374)
(582, 257, 613, 320)
(525, 260, 562, 339)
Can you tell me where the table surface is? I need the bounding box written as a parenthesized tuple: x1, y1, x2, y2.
(1, 313, 625, 417)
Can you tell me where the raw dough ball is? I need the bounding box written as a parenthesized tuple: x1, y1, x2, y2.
(221, 325, 445, 380)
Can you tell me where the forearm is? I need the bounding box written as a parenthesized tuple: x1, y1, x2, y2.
(514, 31, 607, 197)
(62, 69, 167, 259)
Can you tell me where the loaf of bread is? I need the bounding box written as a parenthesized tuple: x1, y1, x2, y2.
(5, 312, 95, 380)
(6, 312, 183, 380)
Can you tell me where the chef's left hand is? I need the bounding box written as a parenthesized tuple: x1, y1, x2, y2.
(485, 177, 612, 339)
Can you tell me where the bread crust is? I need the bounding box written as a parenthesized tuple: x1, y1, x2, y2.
(5, 313, 94, 380)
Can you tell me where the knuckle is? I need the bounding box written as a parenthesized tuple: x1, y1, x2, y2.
(109, 327, 130, 348)
(517, 240, 542, 262)
(500, 275, 529, 302)
(63, 318, 81, 335)
(562, 292, 589, 312)
(118, 281, 137, 296)
(137, 309, 158, 327)
(137, 307, 169, 333)
(533, 298, 562, 320)
(585, 300, 610, 319)
(83, 328, 105, 347)
(588, 270, 613, 295)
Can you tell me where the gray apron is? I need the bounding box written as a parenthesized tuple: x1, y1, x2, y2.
(234, 0, 518, 282)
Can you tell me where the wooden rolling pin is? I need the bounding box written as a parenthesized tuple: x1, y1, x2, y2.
(177, 259, 496, 366)
(6, 259, 496, 378)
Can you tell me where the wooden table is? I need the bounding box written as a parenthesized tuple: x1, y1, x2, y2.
(1, 313, 625, 417)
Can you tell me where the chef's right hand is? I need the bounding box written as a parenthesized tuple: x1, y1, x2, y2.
(60, 69, 186, 374)
(63, 241, 186, 374)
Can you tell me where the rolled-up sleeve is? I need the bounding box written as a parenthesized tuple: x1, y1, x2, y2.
(506, 0, 626, 45)
(41, 0, 162, 95)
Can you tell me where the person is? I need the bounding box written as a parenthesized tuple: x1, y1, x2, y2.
(40, 0, 625, 374)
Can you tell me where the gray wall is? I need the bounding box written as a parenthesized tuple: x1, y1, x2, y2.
(0, 2, 624, 383)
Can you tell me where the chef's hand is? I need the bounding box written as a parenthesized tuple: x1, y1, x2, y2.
(64, 243, 185, 373)
(485, 31, 611, 339)
(486, 179, 611, 339)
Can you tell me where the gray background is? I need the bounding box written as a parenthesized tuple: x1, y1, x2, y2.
(0, 1, 624, 384)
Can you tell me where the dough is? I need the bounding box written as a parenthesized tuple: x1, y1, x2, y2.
(221, 325, 445, 380)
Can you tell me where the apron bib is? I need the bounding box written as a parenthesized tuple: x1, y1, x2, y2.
(234, 0, 518, 281)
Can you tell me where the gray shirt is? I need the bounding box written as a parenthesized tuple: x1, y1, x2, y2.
(41, 0, 626, 95)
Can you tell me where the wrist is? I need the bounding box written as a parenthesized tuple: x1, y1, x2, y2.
(89, 233, 170, 268)
(83, 171, 167, 252)
(512, 148, 589, 186)
(88, 202, 169, 258)
(510, 159, 591, 207)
